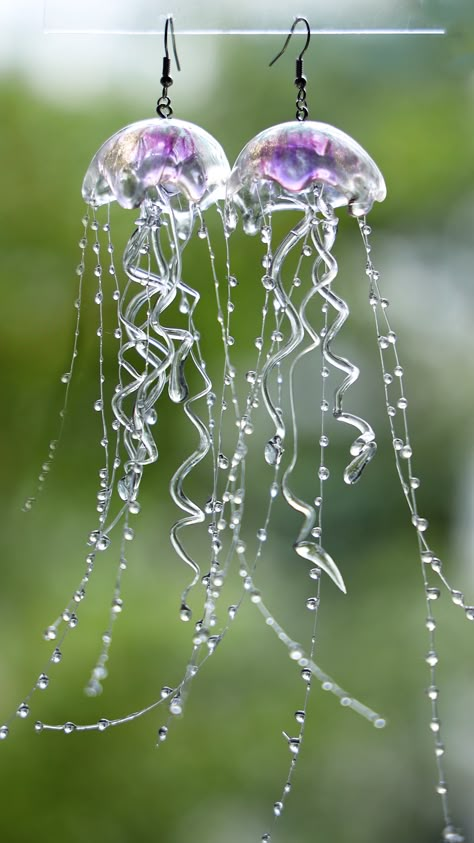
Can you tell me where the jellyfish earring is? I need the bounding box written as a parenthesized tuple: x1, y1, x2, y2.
(225, 17, 471, 842)
(228, 20, 385, 595)
(1, 16, 236, 738)
(78, 21, 234, 661)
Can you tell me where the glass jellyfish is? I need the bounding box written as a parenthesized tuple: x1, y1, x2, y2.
(1, 20, 471, 843)
(0, 100, 252, 736)
(1, 20, 277, 766)
(224, 112, 472, 841)
(0, 51, 387, 829)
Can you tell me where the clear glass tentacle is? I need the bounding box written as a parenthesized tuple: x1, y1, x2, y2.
(311, 199, 377, 485)
(358, 218, 471, 841)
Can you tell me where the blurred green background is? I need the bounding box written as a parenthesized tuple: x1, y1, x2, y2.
(0, 2, 473, 842)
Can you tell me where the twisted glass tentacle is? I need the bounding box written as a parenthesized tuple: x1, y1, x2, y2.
(311, 200, 377, 485)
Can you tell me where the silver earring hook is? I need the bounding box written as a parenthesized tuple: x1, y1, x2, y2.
(164, 15, 181, 72)
(269, 17, 311, 67)
(157, 15, 181, 119)
(269, 17, 311, 122)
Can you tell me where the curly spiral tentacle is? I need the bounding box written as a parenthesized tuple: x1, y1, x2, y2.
(165, 207, 214, 614)
(168, 348, 211, 616)
(113, 229, 167, 502)
(288, 209, 346, 592)
(114, 198, 198, 506)
(280, 276, 321, 540)
(311, 202, 377, 485)
(261, 215, 310, 442)
(260, 210, 346, 593)
(149, 211, 196, 404)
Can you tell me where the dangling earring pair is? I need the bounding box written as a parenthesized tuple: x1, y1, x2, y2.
(5, 14, 470, 843)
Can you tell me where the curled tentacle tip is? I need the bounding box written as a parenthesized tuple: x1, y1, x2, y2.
(179, 604, 192, 622)
(168, 381, 189, 403)
(294, 540, 347, 594)
(344, 441, 377, 485)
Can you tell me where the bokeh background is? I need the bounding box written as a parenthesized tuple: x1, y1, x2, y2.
(0, 2, 473, 842)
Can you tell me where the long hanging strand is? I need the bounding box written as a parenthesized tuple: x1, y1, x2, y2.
(85, 206, 144, 697)
(22, 211, 90, 513)
(259, 217, 324, 842)
(359, 218, 469, 843)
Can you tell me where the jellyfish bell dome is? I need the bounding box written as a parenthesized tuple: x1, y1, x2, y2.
(82, 118, 231, 214)
(227, 121, 386, 234)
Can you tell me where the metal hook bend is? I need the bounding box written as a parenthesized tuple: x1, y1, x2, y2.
(164, 15, 181, 72)
(157, 15, 180, 117)
(269, 17, 311, 67)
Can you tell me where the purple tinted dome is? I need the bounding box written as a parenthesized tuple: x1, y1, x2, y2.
(83, 118, 230, 210)
(227, 121, 386, 232)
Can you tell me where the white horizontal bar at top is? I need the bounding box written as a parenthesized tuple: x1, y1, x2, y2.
(43, 28, 447, 36)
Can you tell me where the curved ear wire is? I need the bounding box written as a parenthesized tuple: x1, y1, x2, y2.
(269, 17, 311, 121)
(157, 14, 181, 118)
(269, 16, 311, 66)
(164, 15, 181, 71)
